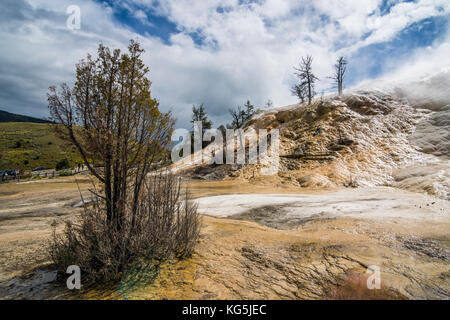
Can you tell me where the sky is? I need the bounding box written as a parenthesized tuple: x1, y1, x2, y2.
(0, 0, 449, 129)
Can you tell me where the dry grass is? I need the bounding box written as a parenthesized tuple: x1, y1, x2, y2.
(48, 173, 200, 284)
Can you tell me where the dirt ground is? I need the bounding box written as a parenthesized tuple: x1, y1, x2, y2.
(0, 178, 448, 299)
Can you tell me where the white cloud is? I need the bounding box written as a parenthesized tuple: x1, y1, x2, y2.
(358, 0, 450, 48)
(0, 0, 449, 128)
(133, 9, 154, 27)
(372, 30, 450, 84)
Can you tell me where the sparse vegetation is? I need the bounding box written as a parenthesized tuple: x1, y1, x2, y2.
(191, 104, 213, 149)
(191, 103, 212, 131)
(228, 105, 246, 129)
(47, 40, 199, 283)
(291, 83, 307, 103)
(264, 99, 274, 109)
(55, 158, 70, 171)
(49, 173, 200, 283)
(14, 140, 22, 148)
(58, 171, 73, 177)
(228, 100, 257, 129)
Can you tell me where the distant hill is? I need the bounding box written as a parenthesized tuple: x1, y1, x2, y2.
(0, 109, 51, 123)
(0, 122, 82, 171)
(173, 89, 449, 199)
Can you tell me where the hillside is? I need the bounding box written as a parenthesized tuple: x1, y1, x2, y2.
(0, 110, 51, 124)
(0, 122, 82, 171)
(172, 73, 450, 200)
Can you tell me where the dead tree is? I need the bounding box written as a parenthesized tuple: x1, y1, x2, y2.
(293, 55, 318, 105)
(290, 83, 307, 103)
(332, 56, 347, 96)
(228, 105, 246, 129)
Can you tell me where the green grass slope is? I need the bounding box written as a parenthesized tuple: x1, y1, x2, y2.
(0, 122, 82, 171)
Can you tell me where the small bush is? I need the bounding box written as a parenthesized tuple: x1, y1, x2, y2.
(21, 172, 32, 179)
(14, 140, 22, 148)
(49, 172, 200, 284)
(59, 171, 73, 177)
(55, 158, 70, 171)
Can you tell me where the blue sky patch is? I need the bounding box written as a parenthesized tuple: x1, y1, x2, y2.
(94, 0, 178, 44)
(347, 15, 448, 86)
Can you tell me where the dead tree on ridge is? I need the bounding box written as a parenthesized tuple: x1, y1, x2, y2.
(293, 55, 318, 105)
(332, 56, 347, 96)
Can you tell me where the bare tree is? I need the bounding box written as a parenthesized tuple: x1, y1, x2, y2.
(228, 105, 246, 129)
(48, 40, 175, 231)
(264, 99, 274, 109)
(293, 55, 318, 105)
(228, 100, 257, 129)
(290, 83, 307, 103)
(332, 56, 347, 96)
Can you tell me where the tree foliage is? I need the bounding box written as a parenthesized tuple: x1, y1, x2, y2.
(243, 100, 255, 120)
(55, 158, 70, 171)
(48, 40, 175, 230)
(191, 103, 212, 131)
(47, 41, 201, 283)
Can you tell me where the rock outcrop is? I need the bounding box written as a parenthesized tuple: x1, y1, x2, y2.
(174, 86, 449, 199)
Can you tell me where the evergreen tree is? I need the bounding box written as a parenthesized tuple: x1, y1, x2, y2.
(191, 103, 212, 131)
(243, 100, 255, 120)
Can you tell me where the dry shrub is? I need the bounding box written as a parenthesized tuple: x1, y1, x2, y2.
(49, 172, 200, 284)
(325, 272, 406, 300)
